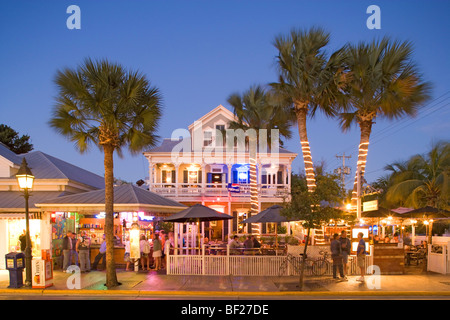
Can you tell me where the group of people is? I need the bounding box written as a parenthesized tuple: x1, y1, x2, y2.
(124, 230, 170, 271)
(228, 235, 261, 255)
(62, 230, 95, 273)
(330, 230, 367, 282)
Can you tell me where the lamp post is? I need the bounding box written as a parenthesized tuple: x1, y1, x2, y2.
(16, 158, 34, 287)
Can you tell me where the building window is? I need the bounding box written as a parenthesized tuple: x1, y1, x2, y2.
(203, 131, 212, 146)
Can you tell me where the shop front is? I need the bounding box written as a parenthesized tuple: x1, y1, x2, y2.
(37, 184, 187, 269)
(0, 212, 52, 270)
(50, 210, 165, 267)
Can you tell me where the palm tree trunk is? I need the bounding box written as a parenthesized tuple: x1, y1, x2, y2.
(296, 106, 316, 192)
(249, 132, 259, 233)
(351, 119, 373, 209)
(103, 144, 119, 288)
(298, 227, 311, 290)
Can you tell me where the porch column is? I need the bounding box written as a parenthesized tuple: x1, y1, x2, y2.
(287, 165, 292, 193)
(257, 162, 262, 191)
(175, 163, 180, 197)
(148, 159, 153, 191)
(201, 163, 206, 194)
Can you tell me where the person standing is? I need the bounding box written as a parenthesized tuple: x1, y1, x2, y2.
(76, 231, 91, 272)
(62, 231, 73, 272)
(152, 234, 162, 271)
(139, 235, 151, 271)
(71, 232, 79, 267)
(356, 232, 367, 282)
(331, 233, 344, 280)
(124, 236, 132, 271)
(18, 230, 27, 252)
(92, 234, 107, 270)
(339, 230, 351, 281)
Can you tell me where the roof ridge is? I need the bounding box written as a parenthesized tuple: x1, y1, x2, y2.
(30, 151, 68, 179)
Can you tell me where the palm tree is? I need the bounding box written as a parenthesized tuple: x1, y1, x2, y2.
(339, 37, 432, 210)
(271, 27, 348, 193)
(385, 141, 450, 209)
(227, 85, 294, 224)
(49, 58, 162, 287)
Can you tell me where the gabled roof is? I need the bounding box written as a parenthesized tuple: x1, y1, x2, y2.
(0, 142, 22, 166)
(187, 105, 236, 131)
(145, 138, 183, 153)
(19, 151, 105, 189)
(37, 184, 186, 212)
(0, 191, 68, 211)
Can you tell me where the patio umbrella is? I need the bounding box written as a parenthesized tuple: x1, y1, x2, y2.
(241, 205, 291, 224)
(361, 207, 403, 218)
(164, 203, 233, 222)
(241, 205, 294, 247)
(401, 206, 450, 219)
(164, 204, 233, 250)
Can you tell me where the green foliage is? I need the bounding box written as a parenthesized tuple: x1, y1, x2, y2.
(49, 57, 162, 156)
(0, 124, 34, 154)
(227, 85, 295, 147)
(338, 37, 432, 131)
(384, 141, 450, 210)
(282, 169, 344, 229)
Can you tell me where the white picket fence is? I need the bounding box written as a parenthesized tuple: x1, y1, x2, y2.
(166, 244, 374, 276)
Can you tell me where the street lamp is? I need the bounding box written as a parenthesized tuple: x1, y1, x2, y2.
(16, 158, 34, 287)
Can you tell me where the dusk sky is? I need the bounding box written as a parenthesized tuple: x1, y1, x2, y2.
(1, 0, 449, 189)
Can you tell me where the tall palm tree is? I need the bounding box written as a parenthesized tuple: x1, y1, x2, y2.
(227, 85, 294, 224)
(385, 141, 450, 209)
(271, 27, 348, 193)
(339, 37, 432, 209)
(49, 58, 162, 288)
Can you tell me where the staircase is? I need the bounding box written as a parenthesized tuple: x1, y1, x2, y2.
(313, 228, 326, 245)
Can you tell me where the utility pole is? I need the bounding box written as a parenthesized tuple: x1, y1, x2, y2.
(356, 164, 361, 220)
(334, 153, 351, 194)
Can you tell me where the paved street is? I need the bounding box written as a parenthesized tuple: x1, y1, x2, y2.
(0, 268, 449, 300)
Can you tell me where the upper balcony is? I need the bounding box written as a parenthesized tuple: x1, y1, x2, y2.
(149, 182, 290, 201)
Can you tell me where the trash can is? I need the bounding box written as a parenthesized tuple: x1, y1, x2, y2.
(5, 252, 25, 288)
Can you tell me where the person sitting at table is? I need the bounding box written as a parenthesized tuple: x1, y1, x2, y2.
(373, 235, 380, 244)
(229, 235, 241, 255)
(252, 235, 261, 249)
(243, 236, 254, 255)
(403, 232, 412, 247)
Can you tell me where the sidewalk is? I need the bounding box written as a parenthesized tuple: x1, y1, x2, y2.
(0, 268, 449, 298)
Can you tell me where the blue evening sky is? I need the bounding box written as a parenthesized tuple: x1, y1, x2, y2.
(1, 0, 449, 189)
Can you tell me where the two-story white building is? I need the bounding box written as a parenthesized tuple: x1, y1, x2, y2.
(144, 105, 298, 240)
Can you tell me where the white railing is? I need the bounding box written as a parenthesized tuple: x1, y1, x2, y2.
(151, 183, 289, 198)
(427, 243, 449, 274)
(166, 244, 374, 276)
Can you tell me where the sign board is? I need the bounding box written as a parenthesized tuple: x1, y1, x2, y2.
(363, 200, 378, 212)
(32, 258, 53, 288)
(227, 183, 240, 193)
(351, 227, 371, 255)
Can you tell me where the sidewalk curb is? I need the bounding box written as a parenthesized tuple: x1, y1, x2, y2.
(0, 288, 449, 297)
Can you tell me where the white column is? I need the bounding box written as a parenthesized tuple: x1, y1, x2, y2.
(201, 163, 206, 194)
(175, 163, 180, 197)
(148, 159, 153, 191)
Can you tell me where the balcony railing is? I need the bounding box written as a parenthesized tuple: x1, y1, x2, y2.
(150, 183, 290, 199)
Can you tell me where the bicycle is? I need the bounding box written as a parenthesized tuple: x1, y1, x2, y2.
(278, 250, 330, 277)
(305, 250, 330, 276)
